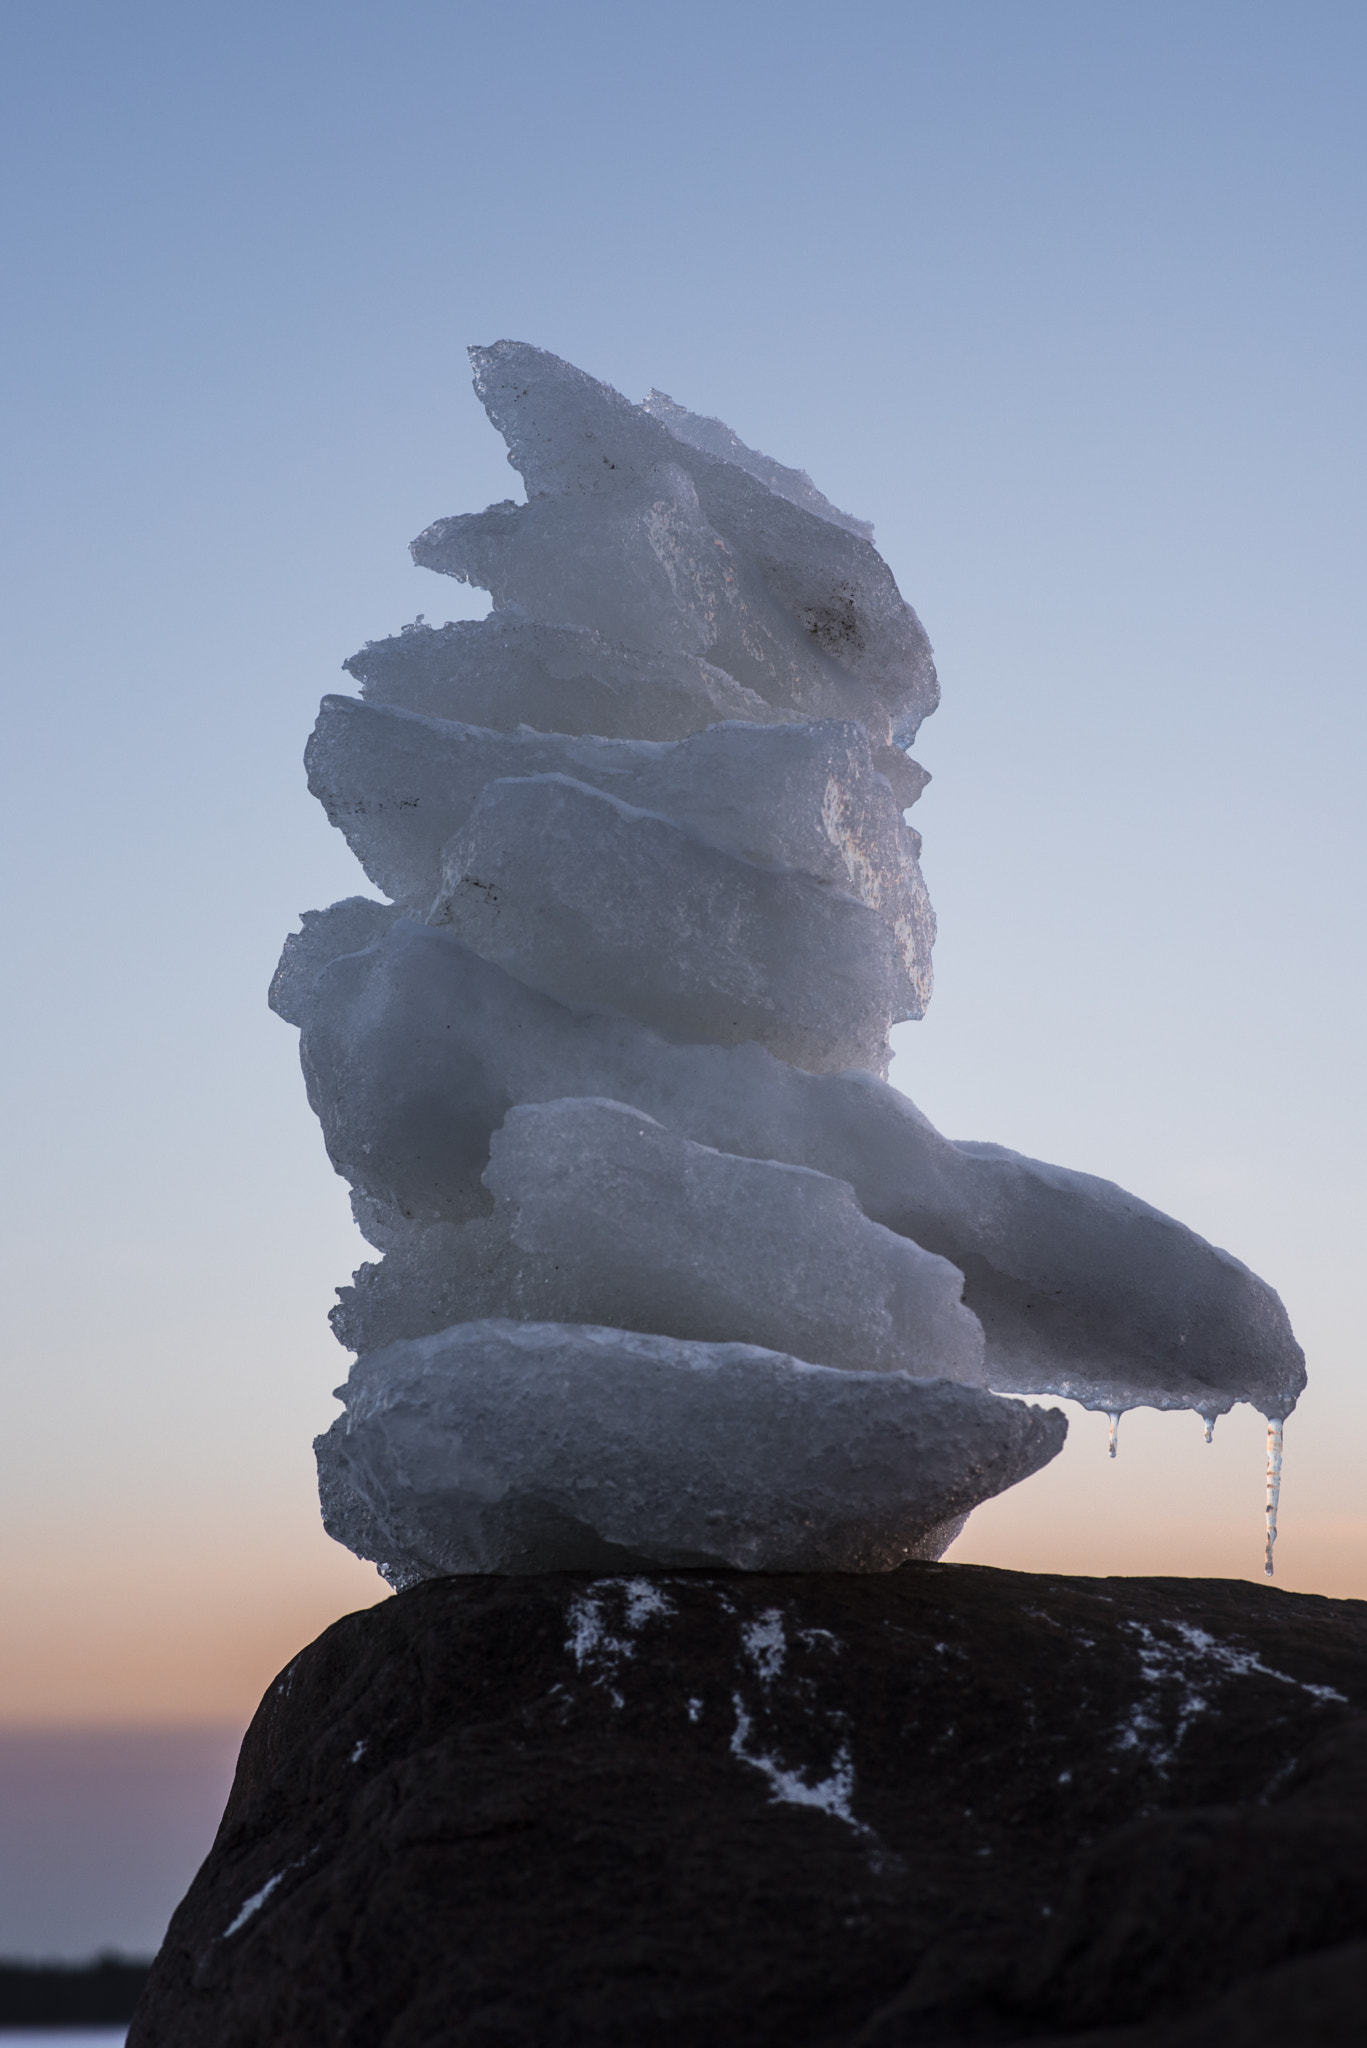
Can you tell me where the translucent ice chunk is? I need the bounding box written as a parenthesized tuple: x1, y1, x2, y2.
(1264, 1417, 1284, 1576)
(641, 387, 875, 539)
(305, 697, 933, 1007)
(344, 614, 774, 744)
(430, 773, 916, 1073)
(299, 925, 1305, 1422)
(315, 1319, 1067, 1577)
(333, 1096, 986, 1383)
(267, 897, 399, 1028)
(413, 471, 900, 740)
(413, 342, 939, 744)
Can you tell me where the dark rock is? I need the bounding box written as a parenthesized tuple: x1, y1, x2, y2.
(128, 1564, 1367, 2046)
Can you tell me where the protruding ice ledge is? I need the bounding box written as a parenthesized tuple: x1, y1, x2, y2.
(315, 1319, 1068, 1581)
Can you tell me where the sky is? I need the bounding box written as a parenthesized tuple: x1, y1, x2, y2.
(1, 0, 1364, 1955)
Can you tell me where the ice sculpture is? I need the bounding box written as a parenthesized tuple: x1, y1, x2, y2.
(273, 342, 1306, 1584)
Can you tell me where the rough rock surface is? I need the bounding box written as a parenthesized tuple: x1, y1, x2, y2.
(129, 1563, 1367, 2047)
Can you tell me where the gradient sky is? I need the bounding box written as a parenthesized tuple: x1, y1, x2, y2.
(2, 1, 1365, 1948)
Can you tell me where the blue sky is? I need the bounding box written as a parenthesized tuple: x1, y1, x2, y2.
(2, 0, 1364, 1802)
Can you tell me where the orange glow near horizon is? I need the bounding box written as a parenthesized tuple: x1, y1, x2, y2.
(4, 1396, 1362, 1732)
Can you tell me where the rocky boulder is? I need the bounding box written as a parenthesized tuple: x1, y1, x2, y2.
(129, 1563, 1367, 2045)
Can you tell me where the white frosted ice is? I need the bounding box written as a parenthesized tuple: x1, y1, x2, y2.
(742, 1611, 788, 1684)
(729, 1700, 869, 1839)
(271, 340, 1306, 1581)
(222, 1871, 286, 1940)
(1111, 1615, 1344, 1772)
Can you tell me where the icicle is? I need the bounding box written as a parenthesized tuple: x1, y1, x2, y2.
(1200, 1413, 1215, 1444)
(1263, 1417, 1283, 1577)
(1106, 1411, 1121, 1459)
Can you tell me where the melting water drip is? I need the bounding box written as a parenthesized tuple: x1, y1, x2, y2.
(1264, 1417, 1284, 1577)
(1099, 1406, 1280, 1571)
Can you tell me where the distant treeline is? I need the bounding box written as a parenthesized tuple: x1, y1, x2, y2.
(0, 1952, 151, 2023)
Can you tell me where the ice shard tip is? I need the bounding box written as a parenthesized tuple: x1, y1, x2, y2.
(1264, 1417, 1284, 1577)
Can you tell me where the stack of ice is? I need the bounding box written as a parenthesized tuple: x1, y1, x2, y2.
(272, 343, 1306, 1584)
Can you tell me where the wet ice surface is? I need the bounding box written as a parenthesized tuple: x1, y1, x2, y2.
(1265, 1418, 1285, 1576)
(276, 341, 1307, 1579)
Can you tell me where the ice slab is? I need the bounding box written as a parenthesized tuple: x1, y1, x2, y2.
(302, 925, 1304, 1421)
(268, 897, 399, 1028)
(344, 615, 775, 745)
(331, 1096, 985, 1381)
(430, 772, 915, 1073)
(305, 698, 932, 1009)
(413, 342, 939, 745)
(641, 387, 875, 539)
(315, 1320, 1065, 1578)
